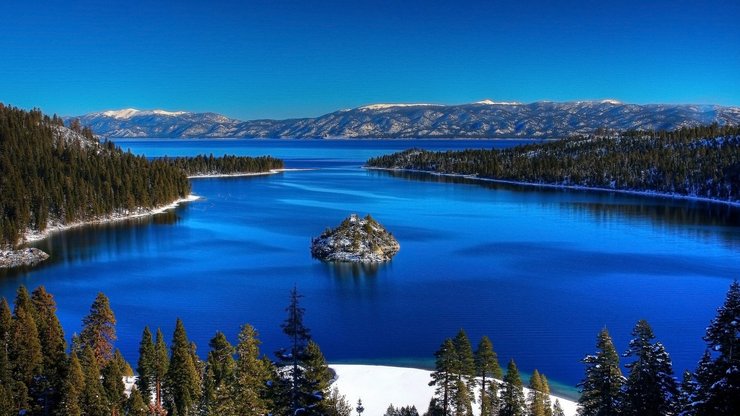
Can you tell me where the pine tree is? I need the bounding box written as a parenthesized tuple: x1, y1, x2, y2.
(150, 327, 170, 415)
(78, 292, 117, 366)
(451, 329, 476, 416)
(577, 328, 624, 416)
(325, 387, 352, 416)
(124, 386, 149, 416)
(0, 298, 13, 387)
(31, 286, 68, 412)
(276, 286, 312, 414)
(499, 359, 525, 416)
(136, 326, 155, 403)
(102, 354, 126, 416)
(676, 370, 697, 416)
(56, 353, 84, 416)
(621, 320, 677, 416)
(553, 400, 566, 416)
(695, 280, 740, 415)
(429, 338, 456, 415)
(165, 319, 201, 416)
(475, 336, 502, 416)
(202, 331, 235, 415)
(9, 285, 43, 412)
(80, 346, 110, 416)
(528, 370, 547, 416)
(303, 340, 333, 414)
(233, 324, 272, 416)
(540, 374, 553, 416)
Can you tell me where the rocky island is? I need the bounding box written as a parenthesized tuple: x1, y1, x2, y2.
(311, 214, 400, 263)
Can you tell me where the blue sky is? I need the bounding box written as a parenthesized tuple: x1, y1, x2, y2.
(1, 0, 738, 120)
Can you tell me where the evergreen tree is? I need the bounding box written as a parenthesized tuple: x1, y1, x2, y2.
(553, 400, 566, 416)
(621, 320, 677, 416)
(56, 353, 84, 416)
(303, 340, 333, 414)
(540, 374, 553, 416)
(676, 370, 697, 416)
(695, 280, 740, 415)
(78, 292, 117, 366)
(233, 324, 272, 416)
(276, 286, 312, 414)
(528, 370, 547, 416)
(153, 327, 169, 412)
(102, 354, 126, 416)
(451, 329, 476, 416)
(124, 387, 149, 416)
(164, 319, 201, 416)
(9, 285, 43, 412)
(80, 346, 110, 416)
(31, 286, 68, 412)
(201, 331, 235, 415)
(475, 336, 502, 416)
(136, 326, 155, 403)
(0, 298, 13, 388)
(429, 338, 456, 415)
(499, 359, 525, 416)
(577, 328, 624, 416)
(325, 387, 352, 416)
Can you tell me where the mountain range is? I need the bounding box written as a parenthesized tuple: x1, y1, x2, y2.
(67, 100, 740, 139)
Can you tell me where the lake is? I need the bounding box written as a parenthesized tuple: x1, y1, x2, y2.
(2, 139, 739, 398)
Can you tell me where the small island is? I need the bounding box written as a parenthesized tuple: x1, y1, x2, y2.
(0, 247, 49, 269)
(311, 214, 400, 263)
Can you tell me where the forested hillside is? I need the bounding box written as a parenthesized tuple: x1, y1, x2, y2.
(160, 154, 284, 176)
(366, 125, 740, 203)
(0, 104, 191, 246)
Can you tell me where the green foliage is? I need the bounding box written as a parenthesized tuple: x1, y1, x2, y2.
(201, 331, 236, 415)
(451, 329, 476, 416)
(694, 280, 740, 415)
(528, 370, 547, 416)
(385, 403, 421, 416)
(80, 346, 110, 416)
(159, 154, 284, 176)
(125, 386, 150, 416)
(136, 326, 155, 402)
(0, 104, 191, 246)
(577, 328, 624, 416)
(78, 292, 117, 366)
(102, 353, 126, 415)
(232, 324, 273, 415)
(325, 387, 352, 416)
(500, 359, 526, 416)
(621, 320, 677, 416)
(429, 338, 456, 415)
(165, 318, 201, 416)
(57, 353, 84, 416)
(366, 124, 740, 203)
(153, 327, 170, 409)
(9, 286, 43, 411)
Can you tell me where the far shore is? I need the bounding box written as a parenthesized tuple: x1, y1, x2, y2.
(331, 364, 578, 416)
(187, 168, 313, 179)
(365, 167, 740, 208)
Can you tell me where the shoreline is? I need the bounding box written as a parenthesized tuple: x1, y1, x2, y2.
(365, 167, 740, 208)
(21, 194, 201, 245)
(187, 168, 313, 179)
(331, 364, 578, 416)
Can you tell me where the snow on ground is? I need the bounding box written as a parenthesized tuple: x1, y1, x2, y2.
(22, 194, 201, 244)
(331, 364, 577, 416)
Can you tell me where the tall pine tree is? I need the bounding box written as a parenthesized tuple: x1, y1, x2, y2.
(621, 320, 677, 416)
(577, 328, 624, 416)
(136, 326, 155, 404)
(56, 353, 84, 416)
(78, 292, 117, 366)
(9, 285, 43, 413)
(276, 286, 314, 415)
(528, 370, 547, 416)
(233, 324, 273, 416)
(429, 338, 456, 415)
(499, 359, 525, 416)
(451, 329, 476, 416)
(31, 286, 68, 412)
(475, 336, 502, 416)
(201, 331, 236, 415)
(153, 327, 169, 413)
(164, 318, 201, 416)
(694, 280, 740, 416)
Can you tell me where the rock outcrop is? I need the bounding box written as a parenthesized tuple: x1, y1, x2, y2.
(311, 214, 400, 263)
(0, 247, 49, 268)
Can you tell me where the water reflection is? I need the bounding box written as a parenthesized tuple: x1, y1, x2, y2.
(322, 261, 383, 278)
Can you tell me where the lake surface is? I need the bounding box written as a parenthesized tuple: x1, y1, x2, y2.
(3, 139, 739, 398)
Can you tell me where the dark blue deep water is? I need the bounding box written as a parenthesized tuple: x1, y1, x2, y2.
(2, 139, 739, 397)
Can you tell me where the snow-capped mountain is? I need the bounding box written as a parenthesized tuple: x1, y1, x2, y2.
(69, 101, 740, 139)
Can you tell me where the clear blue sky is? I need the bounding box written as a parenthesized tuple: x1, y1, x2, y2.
(2, 0, 738, 120)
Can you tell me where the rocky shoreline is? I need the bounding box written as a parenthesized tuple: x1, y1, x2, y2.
(311, 214, 400, 263)
(0, 247, 50, 269)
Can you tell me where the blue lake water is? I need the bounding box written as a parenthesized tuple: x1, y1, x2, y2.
(2, 139, 739, 398)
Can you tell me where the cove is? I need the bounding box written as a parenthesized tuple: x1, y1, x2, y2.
(2, 139, 738, 398)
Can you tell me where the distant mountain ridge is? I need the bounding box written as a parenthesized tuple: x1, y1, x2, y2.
(68, 100, 740, 139)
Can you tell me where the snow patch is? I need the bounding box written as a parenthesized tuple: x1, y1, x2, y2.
(102, 108, 141, 119)
(474, 99, 523, 105)
(359, 103, 442, 110)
